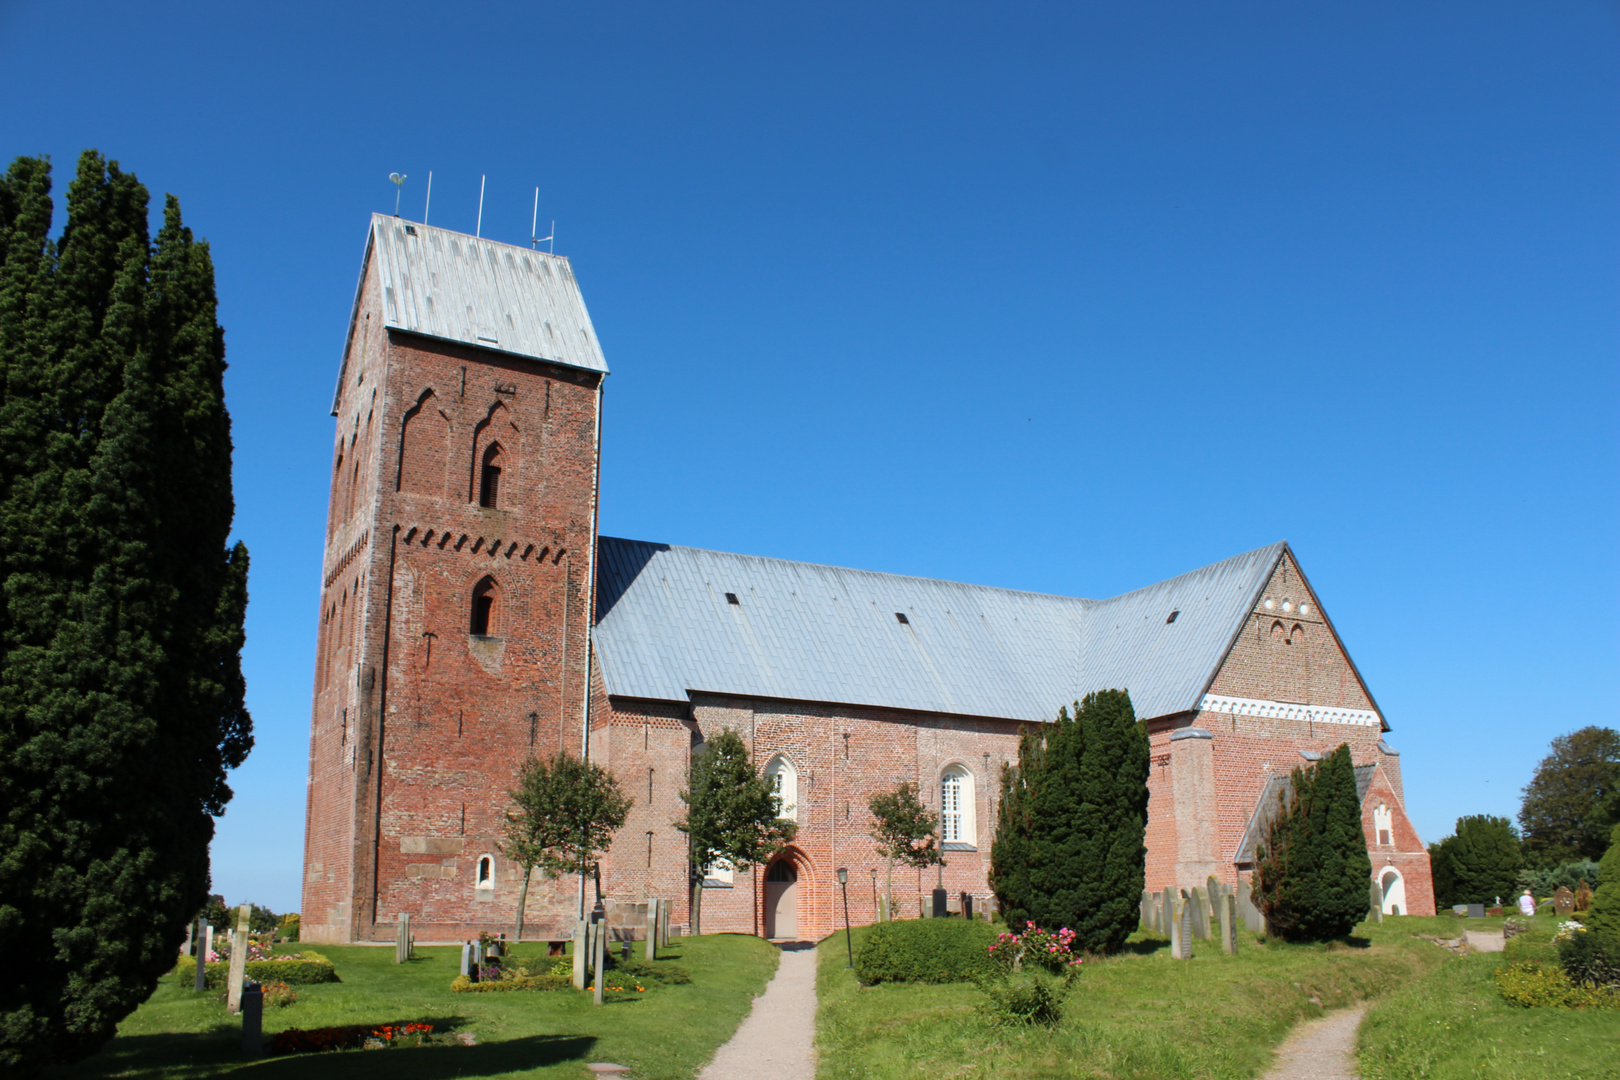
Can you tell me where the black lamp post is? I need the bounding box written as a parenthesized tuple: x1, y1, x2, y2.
(837, 867, 853, 969)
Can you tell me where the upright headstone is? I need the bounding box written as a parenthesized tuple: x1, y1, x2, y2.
(1161, 890, 1175, 938)
(1190, 888, 1211, 940)
(1207, 876, 1224, 907)
(1151, 892, 1163, 933)
(239, 982, 263, 1058)
(1238, 879, 1265, 934)
(459, 942, 473, 978)
(1554, 887, 1575, 917)
(1368, 880, 1383, 924)
(1140, 890, 1153, 929)
(226, 905, 251, 1013)
(592, 914, 607, 1006)
(661, 899, 670, 946)
(645, 899, 659, 961)
(1466, 903, 1486, 919)
(1220, 894, 1237, 955)
(182, 919, 194, 958)
(196, 925, 213, 992)
(572, 920, 588, 990)
(1167, 897, 1185, 959)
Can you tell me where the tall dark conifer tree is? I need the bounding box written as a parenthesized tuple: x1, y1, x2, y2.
(1254, 744, 1371, 941)
(0, 152, 250, 1076)
(990, 691, 1150, 953)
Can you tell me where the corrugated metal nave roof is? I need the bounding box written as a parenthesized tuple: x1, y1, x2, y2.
(355, 213, 608, 386)
(593, 538, 1288, 724)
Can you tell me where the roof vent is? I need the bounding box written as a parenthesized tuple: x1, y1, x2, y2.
(404, 224, 417, 236)
(725, 592, 739, 605)
(895, 612, 909, 624)
(1166, 610, 1179, 624)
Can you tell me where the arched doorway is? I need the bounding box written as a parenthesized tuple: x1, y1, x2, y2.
(765, 859, 798, 939)
(1379, 868, 1406, 916)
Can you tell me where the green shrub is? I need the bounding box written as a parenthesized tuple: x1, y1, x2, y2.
(1559, 931, 1620, 988)
(1495, 961, 1618, 1009)
(975, 970, 1074, 1026)
(261, 982, 297, 1008)
(280, 913, 301, 942)
(854, 918, 998, 985)
(611, 957, 691, 986)
(450, 973, 572, 992)
(173, 954, 338, 988)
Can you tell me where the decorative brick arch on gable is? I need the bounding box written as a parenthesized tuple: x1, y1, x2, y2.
(398, 389, 451, 496)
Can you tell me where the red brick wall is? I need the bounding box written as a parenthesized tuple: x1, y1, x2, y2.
(301, 250, 604, 943)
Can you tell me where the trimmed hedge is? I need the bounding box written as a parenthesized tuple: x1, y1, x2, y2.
(854, 918, 999, 985)
(174, 952, 338, 988)
(451, 973, 571, 993)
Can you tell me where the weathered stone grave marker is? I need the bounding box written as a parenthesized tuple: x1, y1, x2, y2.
(226, 904, 251, 1014)
(573, 918, 588, 989)
(239, 982, 263, 1058)
(592, 913, 608, 1006)
(1220, 894, 1237, 955)
(1140, 890, 1153, 930)
(1238, 878, 1265, 934)
(1190, 887, 1211, 940)
(1161, 889, 1174, 938)
(196, 923, 213, 992)
(1467, 903, 1486, 919)
(1368, 879, 1383, 924)
(395, 913, 412, 963)
(645, 898, 659, 961)
(460, 941, 473, 979)
(1554, 887, 1575, 916)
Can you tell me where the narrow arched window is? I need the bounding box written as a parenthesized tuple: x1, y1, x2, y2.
(941, 765, 975, 845)
(479, 442, 504, 508)
(470, 576, 498, 636)
(476, 855, 495, 889)
(764, 755, 798, 821)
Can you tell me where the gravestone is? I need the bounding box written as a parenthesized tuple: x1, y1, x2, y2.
(196, 925, 213, 992)
(1576, 882, 1593, 911)
(1207, 876, 1225, 907)
(395, 914, 410, 964)
(1237, 879, 1265, 934)
(1220, 894, 1237, 955)
(573, 920, 587, 989)
(645, 899, 659, 961)
(1190, 888, 1211, 940)
(1161, 890, 1175, 938)
(1466, 903, 1486, 919)
(226, 904, 251, 1014)
(1176, 898, 1193, 959)
(239, 982, 263, 1058)
(931, 888, 948, 918)
(961, 893, 974, 921)
(459, 942, 473, 979)
(1368, 880, 1383, 924)
(1554, 887, 1575, 916)
(1140, 890, 1151, 929)
(659, 900, 670, 947)
(592, 912, 607, 1006)
(182, 919, 194, 958)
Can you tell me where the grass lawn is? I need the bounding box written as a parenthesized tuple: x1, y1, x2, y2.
(47, 934, 777, 1080)
(1359, 912, 1620, 1080)
(816, 916, 1455, 1080)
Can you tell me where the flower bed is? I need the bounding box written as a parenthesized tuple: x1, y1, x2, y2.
(268, 1022, 436, 1055)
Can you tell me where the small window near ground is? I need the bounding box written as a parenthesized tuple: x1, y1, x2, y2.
(476, 855, 495, 889)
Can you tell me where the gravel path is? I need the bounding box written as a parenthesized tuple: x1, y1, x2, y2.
(696, 942, 818, 1080)
(1260, 1004, 1369, 1080)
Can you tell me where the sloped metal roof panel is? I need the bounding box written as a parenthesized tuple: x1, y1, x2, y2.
(594, 538, 1286, 724)
(366, 213, 608, 375)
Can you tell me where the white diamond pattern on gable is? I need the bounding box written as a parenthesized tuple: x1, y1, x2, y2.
(1198, 694, 1381, 727)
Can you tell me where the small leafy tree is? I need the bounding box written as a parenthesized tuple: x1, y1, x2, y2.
(1253, 744, 1372, 942)
(1433, 815, 1522, 906)
(677, 730, 796, 935)
(869, 782, 944, 916)
(499, 752, 631, 940)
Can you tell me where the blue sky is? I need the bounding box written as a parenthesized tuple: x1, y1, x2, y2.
(2, 1, 1615, 913)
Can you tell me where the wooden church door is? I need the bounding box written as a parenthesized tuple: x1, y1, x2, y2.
(765, 860, 798, 939)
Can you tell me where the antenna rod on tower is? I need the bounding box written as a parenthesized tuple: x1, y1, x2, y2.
(531, 187, 540, 248)
(550, 222, 555, 254)
(424, 171, 433, 224)
(476, 175, 486, 238)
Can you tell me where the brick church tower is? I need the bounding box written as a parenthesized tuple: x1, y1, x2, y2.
(301, 215, 607, 943)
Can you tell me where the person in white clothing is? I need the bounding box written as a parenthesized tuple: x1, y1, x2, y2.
(1517, 889, 1536, 917)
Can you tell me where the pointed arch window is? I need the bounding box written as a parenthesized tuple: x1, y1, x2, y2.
(764, 755, 798, 821)
(470, 576, 499, 636)
(941, 765, 975, 846)
(479, 442, 504, 508)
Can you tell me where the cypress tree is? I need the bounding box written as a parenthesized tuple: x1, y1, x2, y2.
(0, 152, 250, 1076)
(1254, 744, 1371, 941)
(996, 691, 1150, 953)
(1439, 815, 1522, 906)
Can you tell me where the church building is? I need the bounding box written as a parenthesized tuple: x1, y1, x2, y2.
(299, 215, 1434, 944)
